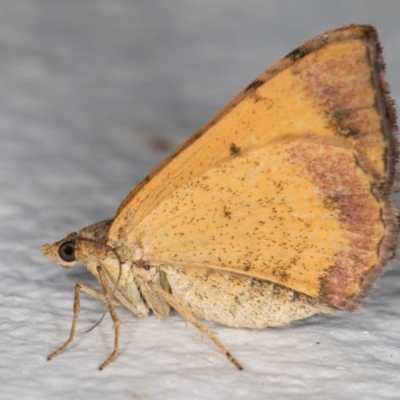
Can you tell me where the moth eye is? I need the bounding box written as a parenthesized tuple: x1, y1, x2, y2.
(143, 264, 151, 271)
(59, 241, 76, 262)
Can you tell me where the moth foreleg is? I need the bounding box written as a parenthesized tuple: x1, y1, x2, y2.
(80, 284, 122, 306)
(150, 283, 243, 370)
(96, 266, 121, 370)
(47, 282, 108, 361)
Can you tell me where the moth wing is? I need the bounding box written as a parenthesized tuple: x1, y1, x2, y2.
(108, 25, 398, 311)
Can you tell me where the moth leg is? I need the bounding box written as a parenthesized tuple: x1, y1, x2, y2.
(151, 284, 243, 370)
(80, 284, 122, 306)
(96, 265, 121, 370)
(47, 282, 120, 361)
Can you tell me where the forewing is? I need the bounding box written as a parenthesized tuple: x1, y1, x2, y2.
(108, 25, 398, 310)
(134, 138, 389, 310)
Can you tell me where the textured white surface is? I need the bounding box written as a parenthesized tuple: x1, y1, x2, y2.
(2, 1, 400, 399)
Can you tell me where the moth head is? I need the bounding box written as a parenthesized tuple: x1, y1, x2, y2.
(41, 234, 81, 269)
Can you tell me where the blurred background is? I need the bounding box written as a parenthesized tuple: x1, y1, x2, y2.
(1, 1, 400, 399)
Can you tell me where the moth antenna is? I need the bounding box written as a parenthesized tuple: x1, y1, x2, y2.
(76, 238, 124, 332)
(77, 237, 124, 292)
(84, 309, 107, 333)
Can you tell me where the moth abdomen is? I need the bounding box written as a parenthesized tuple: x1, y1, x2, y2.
(162, 265, 332, 328)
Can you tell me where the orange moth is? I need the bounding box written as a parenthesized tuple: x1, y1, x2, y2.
(42, 25, 399, 370)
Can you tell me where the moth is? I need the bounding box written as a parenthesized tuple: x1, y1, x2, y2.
(42, 25, 399, 370)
